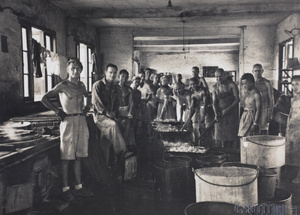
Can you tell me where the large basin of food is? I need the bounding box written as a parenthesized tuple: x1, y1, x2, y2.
(162, 141, 207, 154)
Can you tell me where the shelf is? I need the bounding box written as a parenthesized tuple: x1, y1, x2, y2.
(280, 69, 294, 71)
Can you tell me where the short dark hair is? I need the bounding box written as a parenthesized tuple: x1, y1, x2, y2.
(106, 63, 118, 71)
(132, 76, 141, 81)
(138, 70, 145, 75)
(67, 58, 83, 70)
(192, 67, 200, 73)
(253, 63, 263, 69)
(215, 68, 224, 74)
(119, 69, 129, 76)
(241, 73, 255, 84)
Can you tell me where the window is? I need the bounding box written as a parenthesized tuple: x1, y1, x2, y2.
(21, 25, 56, 101)
(76, 43, 93, 92)
(279, 38, 294, 96)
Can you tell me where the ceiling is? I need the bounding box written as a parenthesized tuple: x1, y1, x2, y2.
(49, 0, 300, 29)
(49, 0, 300, 53)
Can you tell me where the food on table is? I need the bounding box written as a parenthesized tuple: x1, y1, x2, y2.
(153, 124, 187, 133)
(163, 141, 207, 153)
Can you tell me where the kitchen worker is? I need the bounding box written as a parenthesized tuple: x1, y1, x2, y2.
(252, 63, 274, 134)
(285, 76, 300, 183)
(144, 68, 153, 85)
(156, 74, 176, 120)
(130, 76, 142, 144)
(175, 73, 185, 90)
(147, 73, 161, 121)
(132, 70, 152, 138)
(92, 63, 131, 164)
(173, 82, 191, 122)
(191, 66, 208, 90)
(117, 69, 134, 147)
(41, 58, 93, 203)
(238, 73, 261, 137)
(212, 68, 239, 148)
(182, 77, 206, 146)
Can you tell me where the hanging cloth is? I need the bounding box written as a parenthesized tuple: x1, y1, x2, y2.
(92, 52, 98, 81)
(32, 39, 43, 78)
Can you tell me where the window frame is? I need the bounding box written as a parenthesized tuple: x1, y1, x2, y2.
(75, 41, 94, 92)
(278, 38, 294, 96)
(20, 21, 56, 102)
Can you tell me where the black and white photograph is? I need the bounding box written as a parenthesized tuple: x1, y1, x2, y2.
(0, 0, 300, 214)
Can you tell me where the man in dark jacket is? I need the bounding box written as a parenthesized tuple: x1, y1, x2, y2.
(92, 63, 130, 163)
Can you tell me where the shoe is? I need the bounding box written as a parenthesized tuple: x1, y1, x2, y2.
(72, 187, 94, 198)
(62, 190, 75, 203)
(51, 200, 69, 212)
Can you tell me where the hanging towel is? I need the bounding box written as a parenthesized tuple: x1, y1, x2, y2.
(32, 39, 42, 78)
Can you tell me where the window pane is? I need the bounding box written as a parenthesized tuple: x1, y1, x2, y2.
(24, 75, 29, 97)
(79, 43, 88, 88)
(88, 48, 92, 62)
(34, 74, 46, 101)
(32, 27, 43, 45)
(47, 75, 52, 91)
(46, 35, 51, 50)
(22, 28, 27, 51)
(288, 44, 293, 59)
(282, 46, 286, 69)
(23, 52, 29, 74)
(89, 77, 92, 92)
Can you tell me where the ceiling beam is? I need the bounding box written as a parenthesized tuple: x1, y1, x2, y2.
(134, 45, 240, 52)
(66, 3, 300, 19)
(87, 12, 290, 28)
(134, 38, 240, 46)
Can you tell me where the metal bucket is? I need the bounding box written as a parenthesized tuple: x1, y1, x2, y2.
(163, 156, 194, 194)
(194, 167, 258, 206)
(260, 167, 281, 188)
(209, 147, 240, 162)
(221, 162, 260, 173)
(258, 172, 278, 200)
(204, 150, 227, 159)
(195, 156, 226, 168)
(241, 135, 285, 168)
(258, 189, 293, 215)
(184, 202, 250, 215)
(154, 156, 192, 201)
(163, 155, 193, 168)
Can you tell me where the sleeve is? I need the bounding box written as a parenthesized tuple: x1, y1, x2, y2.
(92, 81, 106, 115)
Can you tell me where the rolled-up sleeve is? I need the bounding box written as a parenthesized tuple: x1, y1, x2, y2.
(92, 81, 105, 115)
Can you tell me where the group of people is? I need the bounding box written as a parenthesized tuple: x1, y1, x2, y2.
(41, 58, 274, 204)
(92, 63, 274, 151)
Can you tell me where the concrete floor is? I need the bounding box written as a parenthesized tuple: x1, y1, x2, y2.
(18, 150, 300, 215)
(13, 124, 300, 215)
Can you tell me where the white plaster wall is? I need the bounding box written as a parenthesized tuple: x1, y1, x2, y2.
(241, 26, 277, 85)
(140, 51, 239, 89)
(97, 26, 241, 80)
(98, 28, 134, 78)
